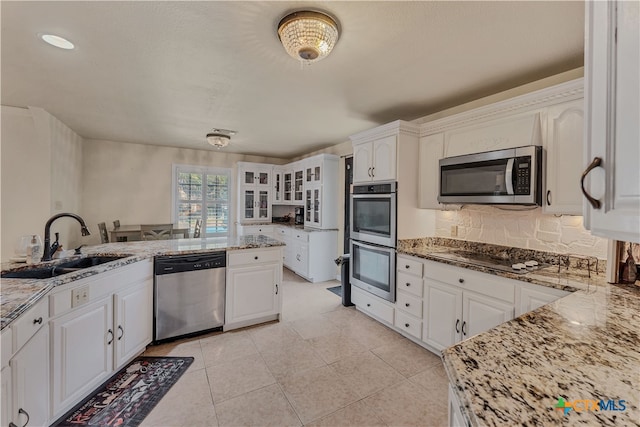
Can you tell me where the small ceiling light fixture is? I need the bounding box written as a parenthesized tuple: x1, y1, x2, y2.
(40, 34, 75, 50)
(206, 129, 236, 149)
(277, 10, 339, 63)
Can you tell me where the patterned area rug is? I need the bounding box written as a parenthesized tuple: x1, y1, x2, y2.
(327, 285, 342, 297)
(53, 356, 193, 427)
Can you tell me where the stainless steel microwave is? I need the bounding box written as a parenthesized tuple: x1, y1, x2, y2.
(438, 145, 542, 205)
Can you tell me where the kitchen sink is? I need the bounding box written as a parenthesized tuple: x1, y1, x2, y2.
(1, 256, 127, 279)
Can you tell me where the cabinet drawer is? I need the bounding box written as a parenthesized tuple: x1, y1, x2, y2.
(276, 227, 292, 237)
(351, 287, 394, 324)
(396, 272, 423, 298)
(397, 256, 423, 277)
(228, 248, 281, 267)
(292, 231, 309, 242)
(244, 225, 274, 234)
(394, 310, 422, 339)
(396, 292, 422, 318)
(12, 297, 48, 351)
(423, 260, 515, 304)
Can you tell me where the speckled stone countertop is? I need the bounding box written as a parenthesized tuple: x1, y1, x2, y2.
(398, 238, 639, 426)
(1, 235, 284, 331)
(240, 222, 338, 232)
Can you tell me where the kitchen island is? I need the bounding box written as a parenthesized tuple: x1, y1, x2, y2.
(396, 238, 639, 427)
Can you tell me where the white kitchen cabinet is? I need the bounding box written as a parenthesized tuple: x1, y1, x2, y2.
(543, 99, 584, 215)
(303, 154, 339, 229)
(463, 291, 514, 338)
(584, 0, 640, 243)
(418, 132, 445, 210)
(283, 169, 293, 204)
(114, 279, 153, 369)
(238, 162, 272, 223)
(292, 241, 309, 279)
(51, 295, 113, 417)
(352, 135, 396, 183)
(351, 286, 395, 325)
(273, 167, 284, 204)
(517, 282, 569, 316)
(1, 366, 11, 427)
(10, 326, 50, 427)
(288, 229, 337, 282)
(236, 224, 275, 237)
(424, 280, 463, 350)
(225, 248, 282, 331)
(292, 162, 305, 204)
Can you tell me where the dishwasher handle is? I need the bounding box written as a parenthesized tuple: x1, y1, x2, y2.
(155, 252, 226, 275)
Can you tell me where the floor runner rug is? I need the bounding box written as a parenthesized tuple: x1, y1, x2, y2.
(52, 356, 193, 427)
(327, 285, 342, 297)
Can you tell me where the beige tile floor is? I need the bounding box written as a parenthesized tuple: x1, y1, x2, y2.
(141, 268, 449, 427)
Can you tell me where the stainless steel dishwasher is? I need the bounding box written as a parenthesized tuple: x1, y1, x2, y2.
(154, 252, 226, 343)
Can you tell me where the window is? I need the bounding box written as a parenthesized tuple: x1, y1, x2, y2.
(173, 165, 231, 237)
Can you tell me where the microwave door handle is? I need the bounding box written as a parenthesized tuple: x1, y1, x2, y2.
(505, 158, 515, 195)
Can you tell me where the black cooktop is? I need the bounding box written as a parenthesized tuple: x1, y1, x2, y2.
(427, 250, 550, 275)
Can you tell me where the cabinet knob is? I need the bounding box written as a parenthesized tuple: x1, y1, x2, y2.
(405, 265, 410, 269)
(366, 303, 371, 307)
(405, 282, 411, 287)
(404, 323, 410, 328)
(405, 303, 410, 307)
(254, 256, 259, 260)
(458, 278, 464, 284)
(33, 317, 43, 325)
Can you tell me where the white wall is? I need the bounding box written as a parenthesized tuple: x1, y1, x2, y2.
(81, 138, 287, 245)
(435, 206, 608, 258)
(1, 106, 84, 261)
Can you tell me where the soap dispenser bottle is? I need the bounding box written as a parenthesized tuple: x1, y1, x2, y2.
(26, 235, 42, 264)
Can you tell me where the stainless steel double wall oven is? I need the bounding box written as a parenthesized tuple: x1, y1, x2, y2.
(350, 181, 397, 302)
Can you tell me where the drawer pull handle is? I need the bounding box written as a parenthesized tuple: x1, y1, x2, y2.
(33, 317, 43, 325)
(275, 284, 279, 295)
(462, 321, 467, 336)
(405, 282, 411, 287)
(546, 190, 552, 206)
(458, 278, 464, 284)
(366, 303, 371, 307)
(17, 408, 29, 427)
(404, 323, 410, 328)
(581, 157, 603, 209)
(405, 303, 410, 307)
(118, 325, 124, 341)
(107, 329, 114, 345)
(455, 319, 460, 333)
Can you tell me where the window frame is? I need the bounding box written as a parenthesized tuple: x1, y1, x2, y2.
(171, 164, 234, 238)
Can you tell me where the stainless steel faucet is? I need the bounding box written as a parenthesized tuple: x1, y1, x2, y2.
(42, 213, 91, 261)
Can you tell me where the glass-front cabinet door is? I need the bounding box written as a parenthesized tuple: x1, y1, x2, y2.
(284, 172, 292, 202)
(274, 171, 282, 203)
(258, 190, 269, 219)
(305, 189, 312, 222)
(294, 170, 304, 203)
(243, 189, 255, 220)
(313, 189, 320, 224)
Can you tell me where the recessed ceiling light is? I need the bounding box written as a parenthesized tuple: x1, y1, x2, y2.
(40, 34, 75, 50)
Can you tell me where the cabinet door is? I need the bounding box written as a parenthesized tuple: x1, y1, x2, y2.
(418, 133, 445, 209)
(256, 169, 270, 188)
(518, 286, 566, 316)
(584, 0, 640, 242)
(543, 99, 584, 215)
(274, 170, 282, 203)
(423, 280, 463, 351)
(294, 243, 309, 278)
(51, 296, 113, 417)
(1, 366, 11, 427)
(283, 172, 293, 202)
(294, 169, 304, 202)
(372, 135, 397, 182)
(305, 188, 312, 224)
(11, 326, 50, 427)
(258, 190, 270, 220)
(242, 188, 256, 220)
(353, 143, 373, 183)
(462, 292, 514, 339)
(226, 263, 280, 325)
(114, 279, 153, 369)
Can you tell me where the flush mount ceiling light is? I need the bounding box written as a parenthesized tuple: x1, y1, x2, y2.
(206, 129, 236, 149)
(277, 10, 339, 63)
(40, 34, 75, 50)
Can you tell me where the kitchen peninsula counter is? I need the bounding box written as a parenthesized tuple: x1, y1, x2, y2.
(0, 235, 284, 330)
(398, 238, 639, 426)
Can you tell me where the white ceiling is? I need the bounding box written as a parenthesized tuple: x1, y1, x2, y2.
(1, 1, 584, 158)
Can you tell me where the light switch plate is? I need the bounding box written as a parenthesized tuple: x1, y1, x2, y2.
(71, 286, 90, 307)
(450, 225, 458, 237)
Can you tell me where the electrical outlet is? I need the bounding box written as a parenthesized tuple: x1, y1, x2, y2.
(71, 286, 90, 307)
(450, 225, 458, 237)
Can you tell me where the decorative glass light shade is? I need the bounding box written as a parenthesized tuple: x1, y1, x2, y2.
(277, 11, 339, 63)
(206, 133, 230, 149)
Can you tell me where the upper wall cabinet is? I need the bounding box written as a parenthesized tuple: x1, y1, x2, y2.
(303, 154, 339, 229)
(238, 162, 272, 223)
(352, 135, 397, 183)
(543, 99, 584, 215)
(418, 78, 585, 214)
(583, 0, 640, 243)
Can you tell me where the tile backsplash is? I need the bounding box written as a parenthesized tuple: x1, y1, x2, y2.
(435, 205, 608, 259)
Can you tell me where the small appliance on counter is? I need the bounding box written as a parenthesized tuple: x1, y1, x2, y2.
(294, 206, 304, 225)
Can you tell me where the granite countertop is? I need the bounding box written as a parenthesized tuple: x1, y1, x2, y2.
(240, 221, 338, 232)
(398, 238, 639, 426)
(0, 235, 284, 331)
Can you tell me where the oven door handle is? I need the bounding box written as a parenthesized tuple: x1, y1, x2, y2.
(352, 239, 395, 253)
(351, 194, 394, 199)
(505, 158, 515, 195)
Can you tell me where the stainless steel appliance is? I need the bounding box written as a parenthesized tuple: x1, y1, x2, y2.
(350, 181, 397, 247)
(294, 206, 304, 225)
(154, 252, 226, 342)
(350, 181, 397, 303)
(350, 240, 396, 302)
(438, 145, 542, 205)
